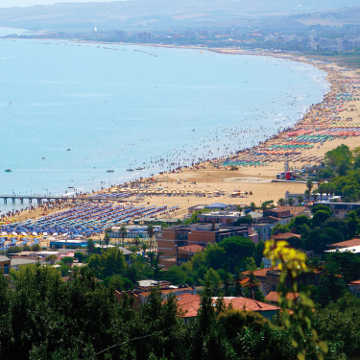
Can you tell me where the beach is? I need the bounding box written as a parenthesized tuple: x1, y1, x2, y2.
(102, 52, 360, 213)
(2, 46, 360, 226)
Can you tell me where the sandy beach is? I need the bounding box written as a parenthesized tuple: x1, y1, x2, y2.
(3, 47, 360, 225)
(115, 51, 360, 213)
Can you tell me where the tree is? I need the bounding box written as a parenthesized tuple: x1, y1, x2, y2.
(87, 239, 96, 254)
(311, 204, 332, 216)
(218, 236, 255, 273)
(147, 224, 154, 239)
(312, 210, 331, 227)
(325, 144, 353, 176)
(204, 268, 222, 296)
(306, 179, 314, 194)
(88, 247, 127, 279)
(61, 256, 73, 265)
(278, 198, 285, 206)
(104, 231, 110, 246)
(261, 200, 274, 211)
(311, 262, 347, 306)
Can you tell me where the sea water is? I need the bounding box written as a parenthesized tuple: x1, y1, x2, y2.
(0, 39, 329, 213)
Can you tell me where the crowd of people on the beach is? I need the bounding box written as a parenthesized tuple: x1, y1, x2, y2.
(220, 67, 360, 167)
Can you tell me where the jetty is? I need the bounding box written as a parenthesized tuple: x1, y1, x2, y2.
(0, 194, 126, 206)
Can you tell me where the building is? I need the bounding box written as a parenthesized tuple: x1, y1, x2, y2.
(10, 257, 38, 270)
(315, 201, 360, 218)
(263, 207, 291, 220)
(50, 239, 88, 249)
(285, 191, 340, 205)
(348, 280, 360, 296)
(0, 256, 10, 274)
(253, 223, 275, 241)
(114, 282, 197, 307)
(197, 211, 242, 224)
(187, 224, 248, 245)
(176, 294, 280, 320)
(242, 267, 281, 295)
(177, 245, 204, 264)
(265, 291, 299, 305)
(327, 238, 360, 254)
(157, 223, 249, 269)
(272, 232, 301, 241)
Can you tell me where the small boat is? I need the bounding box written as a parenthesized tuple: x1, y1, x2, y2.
(4, 169, 12, 173)
(66, 148, 71, 152)
(126, 168, 134, 172)
(106, 170, 115, 173)
(135, 167, 145, 171)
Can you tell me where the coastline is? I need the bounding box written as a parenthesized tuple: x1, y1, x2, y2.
(2, 41, 360, 225)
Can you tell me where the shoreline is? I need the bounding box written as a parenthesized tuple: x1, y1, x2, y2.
(2, 41, 360, 225)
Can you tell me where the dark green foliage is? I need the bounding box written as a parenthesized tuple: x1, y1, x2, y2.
(163, 236, 255, 289)
(0, 261, 356, 359)
(315, 146, 360, 201)
(314, 294, 360, 358)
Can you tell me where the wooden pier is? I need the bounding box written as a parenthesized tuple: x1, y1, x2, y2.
(0, 194, 123, 206)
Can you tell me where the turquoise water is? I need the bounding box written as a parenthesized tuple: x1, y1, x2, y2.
(0, 39, 328, 212)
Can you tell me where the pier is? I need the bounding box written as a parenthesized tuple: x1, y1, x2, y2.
(0, 194, 125, 206)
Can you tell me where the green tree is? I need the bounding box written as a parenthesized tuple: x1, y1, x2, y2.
(325, 144, 353, 176)
(219, 236, 255, 273)
(88, 247, 127, 279)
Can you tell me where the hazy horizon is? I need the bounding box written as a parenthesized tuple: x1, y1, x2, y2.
(0, 0, 359, 11)
(0, 0, 124, 8)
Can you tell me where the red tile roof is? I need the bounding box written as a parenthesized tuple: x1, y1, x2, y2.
(242, 267, 278, 278)
(329, 238, 360, 248)
(273, 232, 301, 240)
(140, 287, 194, 298)
(265, 291, 299, 303)
(240, 277, 250, 286)
(176, 294, 201, 318)
(220, 297, 279, 312)
(176, 294, 279, 318)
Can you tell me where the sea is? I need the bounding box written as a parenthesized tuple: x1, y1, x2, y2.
(0, 38, 329, 214)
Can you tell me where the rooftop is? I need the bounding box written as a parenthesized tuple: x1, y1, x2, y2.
(242, 267, 278, 278)
(265, 291, 299, 303)
(273, 232, 301, 240)
(176, 294, 280, 318)
(329, 238, 360, 248)
(11, 258, 38, 266)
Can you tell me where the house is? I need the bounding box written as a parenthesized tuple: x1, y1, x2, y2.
(348, 280, 360, 296)
(10, 257, 38, 270)
(262, 208, 294, 225)
(242, 266, 323, 297)
(138, 287, 196, 305)
(265, 291, 299, 305)
(176, 294, 280, 320)
(157, 223, 249, 269)
(177, 245, 204, 264)
(241, 267, 281, 295)
(114, 284, 197, 307)
(327, 238, 360, 254)
(253, 222, 275, 241)
(197, 211, 242, 224)
(314, 201, 360, 218)
(272, 232, 301, 241)
(0, 256, 10, 274)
